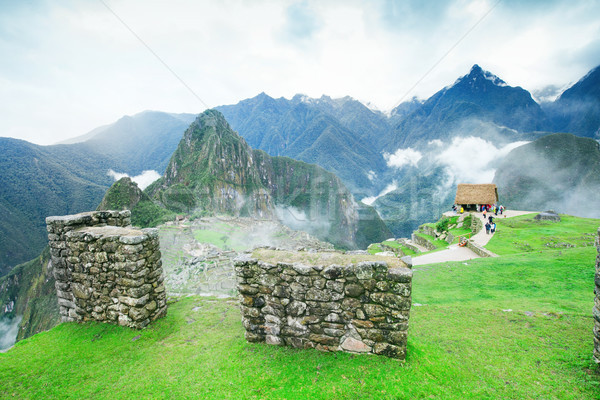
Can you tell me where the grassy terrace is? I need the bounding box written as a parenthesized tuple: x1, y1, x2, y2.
(1, 215, 599, 399)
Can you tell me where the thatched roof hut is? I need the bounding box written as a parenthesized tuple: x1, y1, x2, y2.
(454, 184, 498, 208)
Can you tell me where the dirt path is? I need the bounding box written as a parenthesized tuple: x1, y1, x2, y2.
(411, 209, 536, 266)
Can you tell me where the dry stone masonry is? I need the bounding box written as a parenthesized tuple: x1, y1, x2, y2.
(46, 210, 167, 329)
(234, 252, 413, 359)
(594, 227, 600, 364)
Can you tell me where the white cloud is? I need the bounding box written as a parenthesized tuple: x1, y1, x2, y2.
(435, 136, 528, 184)
(428, 139, 443, 147)
(361, 181, 398, 206)
(1, 1, 599, 144)
(107, 169, 161, 190)
(383, 148, 422, 168)
(367, 170, 377, 182)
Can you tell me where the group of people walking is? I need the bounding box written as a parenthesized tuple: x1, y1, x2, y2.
(451, 203, 505, 235)
(482, 204, 504, 235)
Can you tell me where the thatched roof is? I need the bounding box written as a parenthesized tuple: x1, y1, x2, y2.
(454, 184, 498, 205)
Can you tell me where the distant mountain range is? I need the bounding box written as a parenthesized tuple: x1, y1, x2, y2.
(216, 63, 600, 236)
(216, 94, 390, 196)
(2, 62, 600, 274)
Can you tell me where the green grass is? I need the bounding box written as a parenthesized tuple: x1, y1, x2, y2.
(415, 232, 448, 249)
(487, 214, 598, 256)
(448, 226, 472, 239)
(382, 240, 401, 249)
(2, 216, 600, 399)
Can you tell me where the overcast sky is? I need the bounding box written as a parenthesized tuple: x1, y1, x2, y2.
(1, 0, 599, 145)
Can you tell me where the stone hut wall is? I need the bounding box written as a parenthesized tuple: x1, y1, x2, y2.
(594, 228, 600, 364)
(46, 211, 167, 329)
(234, 256, 412, 359)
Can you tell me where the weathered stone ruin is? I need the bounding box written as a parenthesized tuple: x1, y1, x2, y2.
(46, 210, 167, 329)
(534, 211, 561, 222)
(594, 227, 600, 364)
(234, 250, 412, 359)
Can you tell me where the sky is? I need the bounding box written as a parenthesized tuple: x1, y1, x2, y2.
(1, 0, 599, 145)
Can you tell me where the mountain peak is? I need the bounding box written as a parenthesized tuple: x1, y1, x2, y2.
(456, 64, 507, 88)
(470, 64, 483, 74)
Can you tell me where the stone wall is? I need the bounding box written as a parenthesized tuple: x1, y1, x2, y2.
(397, 238, 422, 254)
(411, 233, 436, 251)
(234, 255, 412, 359)
(470, 213, 483, 235)
(594, 228, 600, 364)
(46, 211, 167, 329)
(465, 240, 496, 258)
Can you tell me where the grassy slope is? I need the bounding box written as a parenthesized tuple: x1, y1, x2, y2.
(1, 216, 600, 399)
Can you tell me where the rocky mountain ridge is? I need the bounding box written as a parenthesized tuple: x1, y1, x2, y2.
(147, 109, 391, 249)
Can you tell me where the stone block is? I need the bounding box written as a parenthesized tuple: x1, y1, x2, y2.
(344, 284, 364, 298)
(128, 284, 152, 298)
(341, 337, 371, 353)
(129, 307, 150, 322)
(308, 334, 338, 346)
(373, 342, 405, 359)
(119, 294, 149, 307)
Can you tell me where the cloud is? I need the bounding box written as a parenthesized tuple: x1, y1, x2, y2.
(107, 169, 161, 190)
(280, 1, 323, 45)
(428, 139, 443, 147)
(361, 181, 398, 206)
(434, 136, 528, 184)
(1, 1, 600, 144)
(274, 205, 331, 239)
(367, 170, 377, 182)
(383, 147, 422, 168)
(0, 316, 22, 351)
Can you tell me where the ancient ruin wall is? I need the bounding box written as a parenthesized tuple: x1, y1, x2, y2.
(46, 211, 167, 329)
(594, 228, 600, 364)
(234, 255, 412, 359)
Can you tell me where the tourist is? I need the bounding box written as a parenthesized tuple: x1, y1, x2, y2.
(488, 215, 494, 224)
(491, 222, 496, 234)
(485, 222, 491, 234)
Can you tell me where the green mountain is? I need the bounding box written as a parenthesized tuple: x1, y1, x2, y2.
(147, 109, 391, 249)
(0, 138, 112, 275)
(493, 133, 600, 217)
(0, 111, 194, 276)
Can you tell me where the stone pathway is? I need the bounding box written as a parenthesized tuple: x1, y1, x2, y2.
(412, 209, 536, 266)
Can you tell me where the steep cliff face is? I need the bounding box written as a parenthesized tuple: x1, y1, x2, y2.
(0, 247, 59, 349)
(148, 110, 369, 248)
